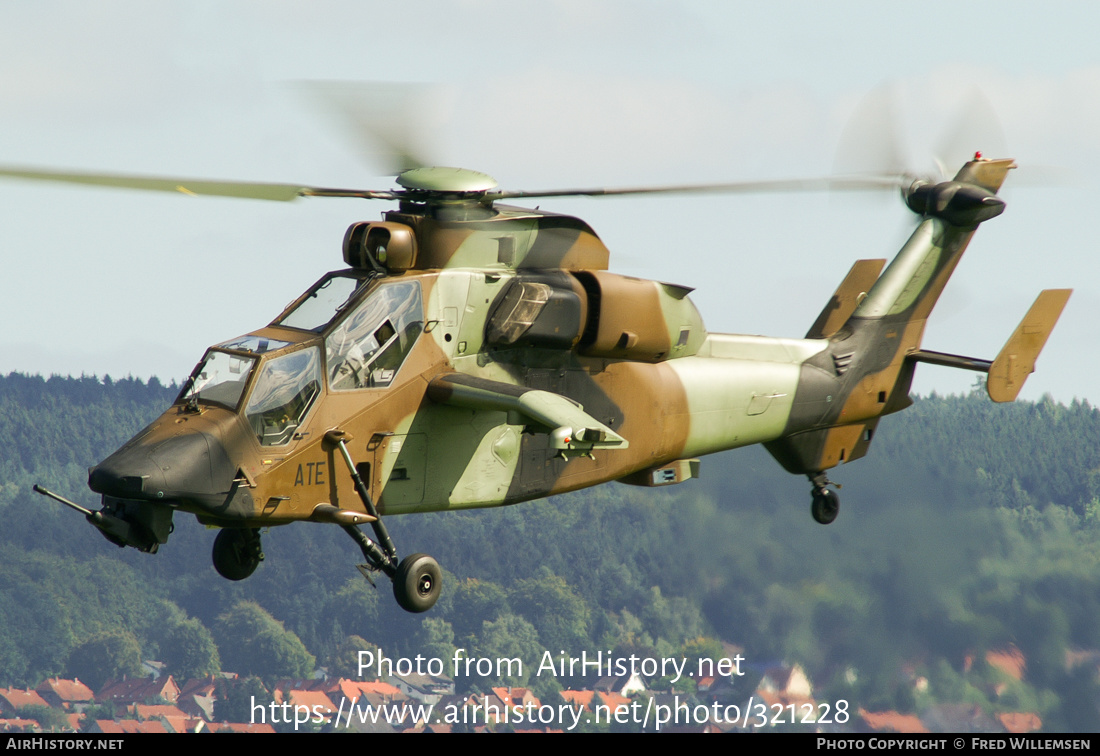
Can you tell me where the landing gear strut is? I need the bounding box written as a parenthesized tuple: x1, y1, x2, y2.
(808, 472, 840, 525)
(212, 527, 264, 580)
(328, 430, 442, 613)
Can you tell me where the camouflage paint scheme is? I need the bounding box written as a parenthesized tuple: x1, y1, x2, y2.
(84, 158, 1069, 561)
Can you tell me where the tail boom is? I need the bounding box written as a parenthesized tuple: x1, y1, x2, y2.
(763, 157, 1067, 477)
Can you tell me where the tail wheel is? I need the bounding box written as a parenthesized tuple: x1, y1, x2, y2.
(811, 488, 840, 525)
(393, 553, 442, 613)
(212, 528, 264, 580)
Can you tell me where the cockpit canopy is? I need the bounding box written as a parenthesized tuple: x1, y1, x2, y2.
(324, 280, 422, 390)
(179, 272, 424, 446)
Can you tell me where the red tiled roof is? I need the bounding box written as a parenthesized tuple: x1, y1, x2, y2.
(596, 691, 631, 711)
(285, 690, 336, 720)
(560, 690, 595, 711)
(0, 688, 49, 711)
(859, 709, 929, 733)
(998, 712, 1041, 734)
(986, 647, 1026, 681)
(97, 676, 180, 704)
(132, 704, 188, 720)
(95, 719, 169, 734)
(177, 675, 218, 698)
(36, 678, 94, 704)
(491, 687, 541, 708)
(357, 681, 403, 697)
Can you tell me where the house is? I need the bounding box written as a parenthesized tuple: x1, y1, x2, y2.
(35, 678, 94, 710)
(131, 703, 189, 721)
(559, 690, 595, 712)
(0, 687, 50, 717)
(91, 719, 169, 734)
(758, 664, 813, 699)
(997, 712, 1041, 734)
(492, 687, 541, 710)
(463, 690, 511, 723)
(594, 673, 647, 696)
(283, 689, 337, 725)
(97, 676, 180, 706)
(598, 690, 631, 711)
(388, 671, 453, 703)
(751, 663, 816, 723)
(857, 709, 929, 734)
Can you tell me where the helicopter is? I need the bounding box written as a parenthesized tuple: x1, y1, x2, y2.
(15, 153, 1069, 614)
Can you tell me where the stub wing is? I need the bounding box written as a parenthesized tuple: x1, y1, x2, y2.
(427, 373, 628, 451)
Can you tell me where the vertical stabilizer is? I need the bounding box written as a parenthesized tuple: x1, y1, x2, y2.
(806, 259, 885, 339)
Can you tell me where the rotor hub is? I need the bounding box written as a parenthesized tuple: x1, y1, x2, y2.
(395, 166, 498, 194)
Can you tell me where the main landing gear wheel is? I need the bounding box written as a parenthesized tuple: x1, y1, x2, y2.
(811, 488, 840, 525)
(212, 527, 264, 580)
(393, 553, 442, 613)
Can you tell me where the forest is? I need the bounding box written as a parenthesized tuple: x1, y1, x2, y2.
(1, 371, 1098, 730)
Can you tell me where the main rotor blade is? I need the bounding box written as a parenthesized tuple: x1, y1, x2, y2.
(0, 165, 398, 201)
(488, 174, 908, 200)
(834, 83, 911, 178)
(291, 80, 447, 175)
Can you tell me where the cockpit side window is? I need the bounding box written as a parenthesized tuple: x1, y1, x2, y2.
(244, 347, 322, 446)
(326, 281, 423, 390)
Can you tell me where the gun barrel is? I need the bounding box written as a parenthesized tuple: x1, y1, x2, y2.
(32, 485, 94, 517)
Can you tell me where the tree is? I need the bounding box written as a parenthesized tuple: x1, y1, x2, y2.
(214, 601, 315, 680)
(16, 704, 71, 732)
(448, 578, 510, 640)
(510, 574, 591, 656)
(162, 616, 221, 680)
(324, 635, 379, 679)
(65, 630, 143, 691)
(415, 618, 457, 669)
(214, 675, 270, 724)
(463, 613, 544, 689)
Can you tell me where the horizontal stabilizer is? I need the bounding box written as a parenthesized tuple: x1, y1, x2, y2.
(907, 289, 1071, 403)
(427, 373, 627, 451)
(806, 258, 885, 339)
(987, 289, 1072, 402)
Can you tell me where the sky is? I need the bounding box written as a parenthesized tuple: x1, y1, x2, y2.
(0, 1, 1097, 403)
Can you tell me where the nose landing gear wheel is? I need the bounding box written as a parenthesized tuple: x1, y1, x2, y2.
(811, 488, 840, 525)
(212, 527, 264, 580)
(393, 553, 442, 613)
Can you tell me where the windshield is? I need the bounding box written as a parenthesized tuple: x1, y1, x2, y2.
(244, 347, 322, 446)
(326, 280, 423, 390)
(180, 351, 256, 410)
(277, 273, 370, 332)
